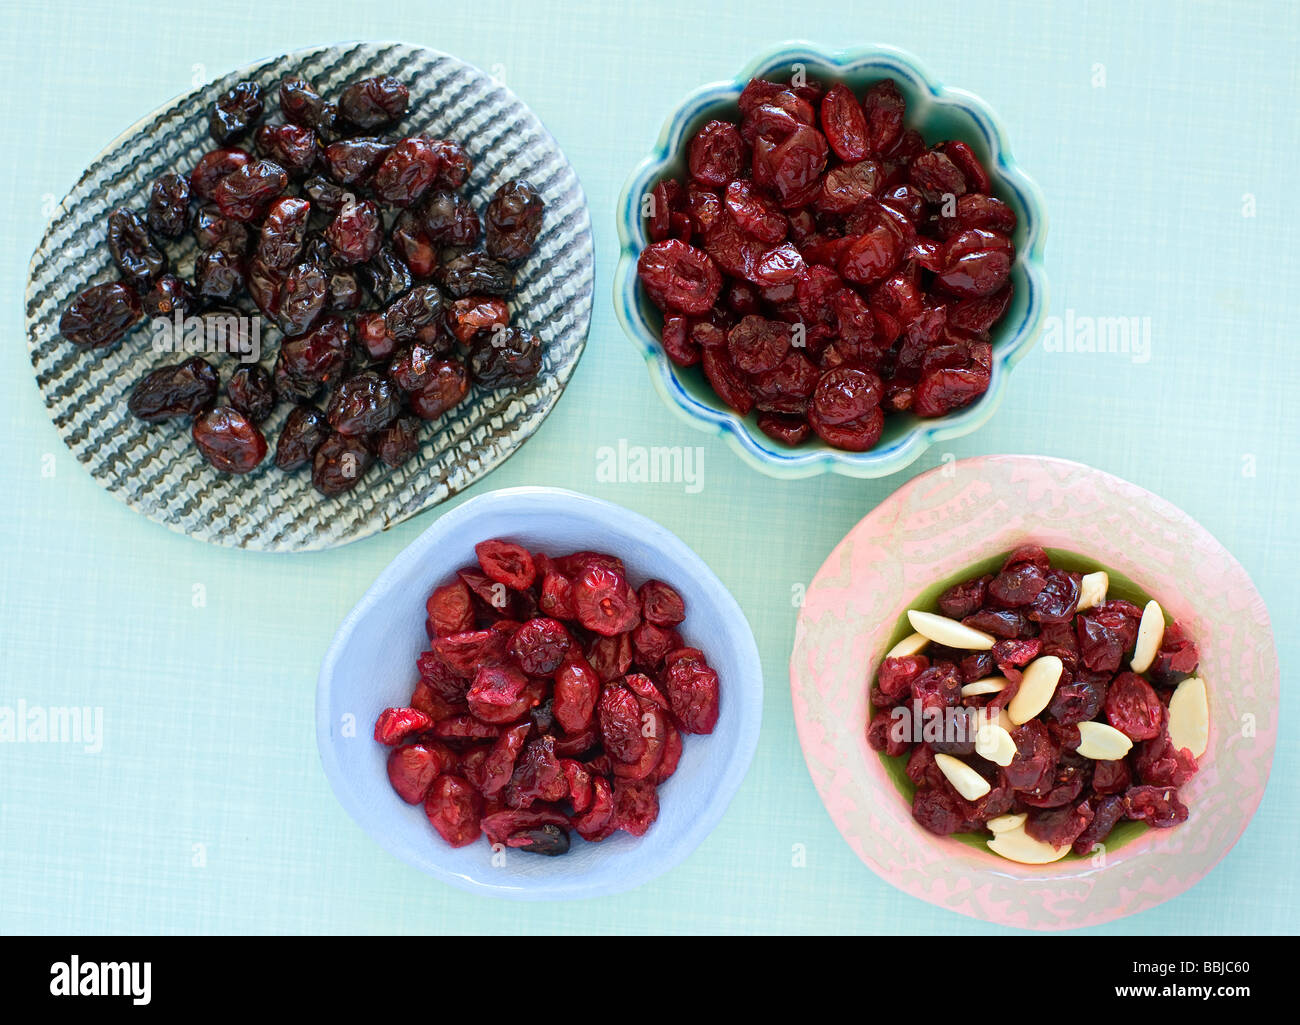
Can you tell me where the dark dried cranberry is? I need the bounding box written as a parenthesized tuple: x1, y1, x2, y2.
(311, 431, 373, 495)
(373, 415, 422, 468)
(485, 179, 544, 263)
(1123, 785, 1189, 828)
(192, 246, 244, 304)
(419, 190, 479, 247)
(1104, 672, 1164, 741)
(255, 196, 310, 271)
(146, 172, 190, 238)
(191, 204, 249, 252)
(190, 148, 252, 201)
(254, 121, 319, 179)
(324, 198, 382, 265)
(212, 159, 288, 222)
(60, 282, 141, 348)
(938, 575, 990, 619)
(467, 327, 543, 388)
(273, 405, 330, 470)
(107, 208, 168, 291)
(278, 75, 327, 127)
(813, 366, 882, 424)
(192, 405, 267, 473)
(141, 275, 196, 320)
(409, 360, 469, 420)
(689, 119, 746, 187)
(338, 75, 408, 129)
(862, 80, 906, 155)
(439, 251, 515, 298)
(359, 247, 413, 304)
(1029, 569, 1081, 624)
(820, 82, 869, 162)
(209, 81, 263, 144)
(275, 260, 327, 336)
(446, 297, 509, 343)
(384, 284, 445, 343)
(127, 357, 218, 421)
(327, 270, 361, 311)
(988, 562, 1047, 607)
(300, 175, 348, 215)
(372, 137, 443, 207)
(227, 364, 276, 423)
(326, 370, 400, 436)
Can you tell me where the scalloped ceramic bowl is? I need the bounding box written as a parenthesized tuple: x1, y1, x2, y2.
(317, 487, 762, 900)
(615, 43, 1048, 479)
(789, 455, 1278, 929)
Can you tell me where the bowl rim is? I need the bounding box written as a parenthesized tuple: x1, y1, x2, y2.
(789, 454, 1279, 928)
(315, 485, 764, 900)
(613, 41, 1050, 479)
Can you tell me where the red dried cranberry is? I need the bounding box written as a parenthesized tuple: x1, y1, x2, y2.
(192, 406, 266, 473)
(662, 647, 720, 734)
(424, 775, 483, 847)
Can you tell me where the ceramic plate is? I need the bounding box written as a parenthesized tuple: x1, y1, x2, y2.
(26, 42, 594, 551)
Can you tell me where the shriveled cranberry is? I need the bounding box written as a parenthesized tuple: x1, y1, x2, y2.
(913, 366, 990, 417)
(637, 239, 722, 315)
(385, 284, 445, 344)
(372, 137, 442, 207)
(146, 172, 190, 239)
(192, 405, 266, 473)
(276, 314, 350, 399)
(1072, 794, 1126, 854)
(808, 404, 883, 450)
(1104, 672, 1165, 741)
(813, 366, 882, 425)
(485, 179, 544, 263)
(271, 405, 329, 471)
(326, 370, 400, 436)
(638, 579, 685, 626)
(1025, 801, 1094, 848)
(128, 357, 218, 421)
(912, 786, 965, 836)
(424, 775, 483, 847)
(862, 80, 905, 155)
(662, 647, 720, 734)
(467, 328, 542, 388)
(554, 658, 601, 733)
(209, 81, 263, 144)
(421, 190, 481, 246)
(573, 565, 641, 636)
(612, 778, 660, 836)
(387, 743, 447, 803)
(475, 539, 536, 590)
(373, 416, 421, 468)
(254, 122, 319, 178)
(106, 208, 167, 291)
(1134, 731, 1198, 788)
(466, 664, 532, 724)
(598, 684, 646, 765)
(440, 252, 514, 298)
(311, 432, 372, 495)
(275, 260, 327, 336)
(190, 148, 252, 201)
(191, 203, 249, 251)
(278, 75, 327, 127)
(324, 198, 382, 265)
(1123, 785, 1189, 828)
(688, 119, 745, 187)
(938, 575, 989, 619)
(1004, 719, 1057, 792)
(820, 82, 869, 161)
(1148, 621, 1201, 688)
(726, 314, 790, 374)
(323, 136, 390, 185)
(142, 274, 196, 320)
(724, 180, 787, 243)
(988, 561, 1047, 607)
(410, 360, 470, 420)
(338, 75, 408, 129)
(510, 618, 571, 676)
(212, 159, 288, 222)
(934, 228, 1014, 298)
(446, 297, 509, 343)
(227, 364, 276, 424)
(255, 196, 310, 270)
(1092, 757, 1132, 796)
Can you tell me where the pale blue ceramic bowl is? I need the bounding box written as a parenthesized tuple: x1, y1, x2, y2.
(614, 42, 1050, 479)
(316, 487, 763, 900)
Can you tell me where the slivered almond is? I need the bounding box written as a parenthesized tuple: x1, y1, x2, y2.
(933, 753, 991, 800)
(986, 812, 1027, 834)
(886, 632, 930, 658)
(987, 824, 1071, 864)
(1007, 655, 1064, 725)
(974, 721, 1016, 766)
(1130, 599, 1165, 673)
(1075, 720, 1134, 761)
(1168, 676, 1209, 758)
(906, 609, 996, 651)
(1076, 570, 1109, 611)
(961, 676, 1008, 697)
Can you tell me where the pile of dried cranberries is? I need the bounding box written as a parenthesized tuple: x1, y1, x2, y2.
(867, 545, 1209, 864)
(374, 540, 722, 855)
(637, 75, 1017, 450)
(59, 73, 546, 494)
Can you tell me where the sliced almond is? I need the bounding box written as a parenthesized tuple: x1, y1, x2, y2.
(1076, 570, 1109, 611)
(1130, 599, 1165, 673)
(987, 824, 1071, 865)
(1007, 655, 1064, 725)
(1168, 676, 1209, 758)
(975, 705, 1014, 733)
(986, 812, 1028, 834)
(961, 676, 1008, 697)
(933, 753, 991, 801)
(906, 609, 996, 651)
(1075, 720, 1134, 761)
(886, 632, 930, 658)
(974, 721, 1017, 766)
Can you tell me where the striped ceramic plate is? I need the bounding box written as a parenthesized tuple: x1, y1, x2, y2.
(26, 42, 594, 552)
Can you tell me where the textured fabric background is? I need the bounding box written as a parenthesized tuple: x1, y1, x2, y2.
(1, 0, 1295, 935)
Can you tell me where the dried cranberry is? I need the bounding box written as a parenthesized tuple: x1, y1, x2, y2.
(688, 119, 746, 187)
(422, 190, 481, 246)
(554, 658, 600, 733)
(485, 179, 544, 263)
(190, 148, 252, 201)
(662, 647, 720, 734)
(820, 82, 869, 162)
(637, 239, 723, 315)
(424, 775, 483, 847)
(1123, 785, 1189, 828)
(387, 743, 447, 803)
(146, 172, 190, 239)
(227, 364, 276, 424)
(106, 208, 168, 291)
(446, 297, 509, 343)
(439, 252, 514, 298)
(272, 405, 329, 471)
(338, 75, 408, 129)
(573, 565, 641, 636)
(254, 122, 319, 178)
(510, 618, 571, 676)
(326, 370, 400, 436)
(467, 327, 542, 388)
(409, 360, 470, 421)
(212, 159, 288, 222)
(311, 432, 372, 495)
(142, 275, 196, 320)
(209, 81, 263, 144)
(191, 406, 267, 473)
(325, 198, 382, 265)
(372, 137, 443, 207)
(256, 196, 310, 270)
(128, 357, 219, 421)
(373, 416, 421, 468)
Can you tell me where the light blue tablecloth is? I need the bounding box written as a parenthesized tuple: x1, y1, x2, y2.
(1, 0, 1296, 934)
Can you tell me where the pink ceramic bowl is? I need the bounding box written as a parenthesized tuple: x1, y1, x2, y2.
(789, 455, 1278, 930)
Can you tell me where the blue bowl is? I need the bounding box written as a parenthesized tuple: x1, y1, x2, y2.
(316, 487, 763, 900)
(614, 42, 1050, 479)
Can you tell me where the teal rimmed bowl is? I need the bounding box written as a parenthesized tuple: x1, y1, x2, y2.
(614, 42, 1049, 479)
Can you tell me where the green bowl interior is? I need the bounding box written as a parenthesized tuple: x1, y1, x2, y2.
(638, 57, 1039, 458)
(872, 548, 1156, 859)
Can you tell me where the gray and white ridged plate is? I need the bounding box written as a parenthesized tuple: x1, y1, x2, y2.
(26, 42, 594, 552)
